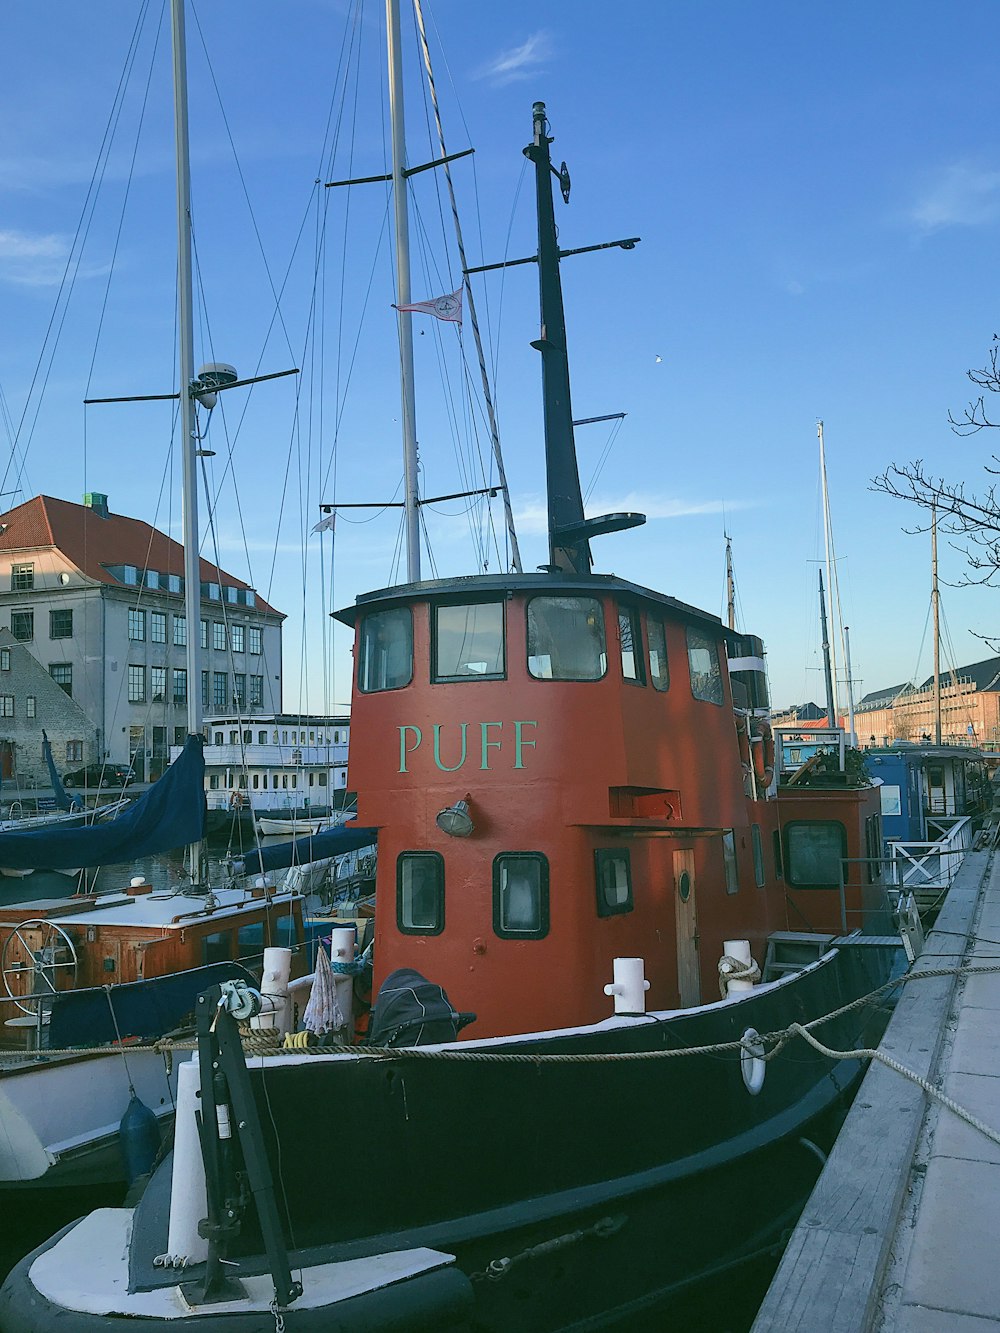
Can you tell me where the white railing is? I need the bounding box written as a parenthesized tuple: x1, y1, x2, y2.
(887, 816, 973, 892)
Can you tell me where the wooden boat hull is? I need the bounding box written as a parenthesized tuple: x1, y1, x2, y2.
(0, 940, 897, 1329)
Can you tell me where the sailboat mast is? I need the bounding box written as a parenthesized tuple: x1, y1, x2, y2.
(817, 420, 841, 719)
(170, 0, 204, 879)
(525, 102, 591, 575)
(386, 0, 421, 583)
(819, 567, 836, 728)
(725, 533, 736, 631)
(932, 503, 942, 745)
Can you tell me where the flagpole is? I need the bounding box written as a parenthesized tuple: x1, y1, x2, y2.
(387, 0, 421, 582)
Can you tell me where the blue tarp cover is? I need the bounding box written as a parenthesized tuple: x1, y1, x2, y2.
(0, 735, 206, 870)
(48, 959, 254, 1047)
(240, 822, 377, 874)
(41, 730, 74, 813)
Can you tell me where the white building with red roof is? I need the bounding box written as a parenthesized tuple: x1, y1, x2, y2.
(0, 492, 285, 781)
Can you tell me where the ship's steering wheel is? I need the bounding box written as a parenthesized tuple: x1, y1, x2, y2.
(1, 919, 79, 1016)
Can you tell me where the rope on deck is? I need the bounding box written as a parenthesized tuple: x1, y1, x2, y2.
(2, 963, 998, 1066)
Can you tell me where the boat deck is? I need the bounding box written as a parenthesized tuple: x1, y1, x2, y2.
(751, 846, 1000, 1331)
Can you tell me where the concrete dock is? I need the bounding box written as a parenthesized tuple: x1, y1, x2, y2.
(753, 848, 1000, 1331)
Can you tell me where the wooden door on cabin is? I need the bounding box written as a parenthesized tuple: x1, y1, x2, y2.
(673, 848, 701, 1006)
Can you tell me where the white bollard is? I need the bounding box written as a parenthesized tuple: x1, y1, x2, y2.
(603, 957, 650, 1015)
(164, 1055, 208, 1266)
(329, 928, 356, 1034)
(721, 939, 757, 994)
(251, 946, 293, 1035)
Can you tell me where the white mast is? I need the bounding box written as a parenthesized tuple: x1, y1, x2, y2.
(170, 0, 204, 880)
(386, 0, 421, 582)
(932, 503, 942, 745)
(817, 420, 841, 722)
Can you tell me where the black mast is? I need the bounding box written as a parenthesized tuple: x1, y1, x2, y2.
(524, 101, 645, 574)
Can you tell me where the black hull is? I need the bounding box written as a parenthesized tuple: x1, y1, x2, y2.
(0, 944, 896, 1331)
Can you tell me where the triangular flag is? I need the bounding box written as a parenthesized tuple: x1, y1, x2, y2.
(393, 287, 463, 325)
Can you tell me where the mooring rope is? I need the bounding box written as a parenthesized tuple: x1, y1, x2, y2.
(4, 961, 998, 1065)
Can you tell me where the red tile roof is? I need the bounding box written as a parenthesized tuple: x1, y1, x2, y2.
(0, 495, 283, 617)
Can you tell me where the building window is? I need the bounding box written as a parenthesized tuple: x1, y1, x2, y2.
(201, 671, 209, 707)
(226, 586, 238, 604)
(234, 673, 246, 707)
(200, 620, 208, 649)
(784, 820, 847, 889)
(618, 606, 645, 684)
(358, 607, 413, 693)
(168, 574, 182, 594)
(26, 696, 35, 719)
(145, 570, 160, 590)
(432, 602, 505, 681)
(231, 624, 245, 653)
(128, 608, 146, 641)
(527, 597, 607, 681)
(493, 853, 549, 938)
(647, 615, 670, 691)
(128, 665, 146, 703)
(686, 626, 723, 705)
(173, 615, 187, 647)
(595, 848, 633, 917)
(49, 663, 72, 697)
(207, 583, 221, 601)
(174, 726, 185, 746)
(751, 824, 766, 886)
(11, 563, 34, 592)
(212, 622, 226, 651)
(49, 609, 73, 639)
(0, 648, 8, 671)
(150, 612, 166, 644)
(123, 565, 137, 586)
(173, 668, 187, 704)
(213, 671, 228, 708)
(248, 626, 262, 655)
(0, 696, 13, 718)
(250, 676, 264, 707)
(396, 852, 445, 935)
(150, 666, 167, 701)
(66, 740, 83, 762)
(11, 610, 33, 642)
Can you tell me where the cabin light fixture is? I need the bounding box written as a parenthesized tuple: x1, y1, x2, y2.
(436, 795, 474, 838)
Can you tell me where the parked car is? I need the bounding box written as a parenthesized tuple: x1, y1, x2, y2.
(62, 763, 136, 789)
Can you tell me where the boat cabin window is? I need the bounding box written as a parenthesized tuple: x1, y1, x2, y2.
(527, 597, 607, 681)
(433, 601, 505, 681)
(396, 852, 444, 935)
(722, 830, 739, 893)
(865, 813, 883, 883)
(647, 615, 670, 691)
(686, 627, 723, 705)
(270, 912, 301, 950)
(751, 824, 765, 886)
(358, 607, 413, 693)
(617, 606, 645, 684)
(595, 848, 633, 917)
(237, 921, 265, 970)
(493, 853, 549, 938)
(784, 820, 847, 889)
(202, 930, 232, 965)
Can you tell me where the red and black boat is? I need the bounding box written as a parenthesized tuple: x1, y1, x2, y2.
(0, 85, 900, 1333)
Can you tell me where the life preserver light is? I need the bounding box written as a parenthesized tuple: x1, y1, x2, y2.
(751, 719, 775, 788)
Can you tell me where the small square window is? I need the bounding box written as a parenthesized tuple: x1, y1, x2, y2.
(11, 610, 33, 642)
(595, 848, 633, 917)
(493, 853, 549, 938)
(49, 609, 73, 639)
(11, 563, 34, 592)
(396, 852, 445, 935)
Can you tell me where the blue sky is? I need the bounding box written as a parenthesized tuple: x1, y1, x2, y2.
(1, 0, 999, 715)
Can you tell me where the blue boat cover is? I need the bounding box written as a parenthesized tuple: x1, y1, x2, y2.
(239, 822, 377, 874)
(47, 959, 254, 1047)
(41, 730, 78, 813)
(0, 735, 206, 870)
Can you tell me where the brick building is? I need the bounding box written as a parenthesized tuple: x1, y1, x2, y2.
(0, 493, 285, 782)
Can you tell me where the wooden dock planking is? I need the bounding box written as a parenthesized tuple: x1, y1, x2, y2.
(751, 850, 989, 1332)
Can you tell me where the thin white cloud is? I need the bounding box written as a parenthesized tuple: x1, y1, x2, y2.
(475, 32, 551, 86)
(910, 162, 1000, 232)
(513, 492, 757, 535)
(0, 228, 72, 286)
